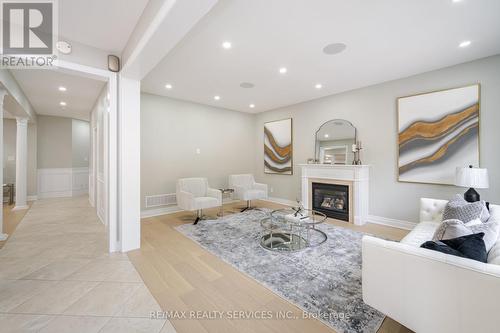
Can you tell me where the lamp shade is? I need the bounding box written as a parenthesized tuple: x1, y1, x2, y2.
(455, 166, 489, 188)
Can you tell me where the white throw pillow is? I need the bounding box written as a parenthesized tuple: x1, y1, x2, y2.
(433, 219, 500, 252)
(465, 218, 482, 227)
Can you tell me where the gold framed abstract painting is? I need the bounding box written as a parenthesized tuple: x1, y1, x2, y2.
(397, 84, 480, 185)
(264, 118, 293, 175)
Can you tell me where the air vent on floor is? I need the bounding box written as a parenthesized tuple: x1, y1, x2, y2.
(145, 193, 176, 208)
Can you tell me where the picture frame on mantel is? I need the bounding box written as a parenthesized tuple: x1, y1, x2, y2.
(397, 84, 480, 185)
(264, 118, 293, 175)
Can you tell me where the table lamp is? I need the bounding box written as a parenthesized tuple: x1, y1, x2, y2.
(455, 165, 489, 202)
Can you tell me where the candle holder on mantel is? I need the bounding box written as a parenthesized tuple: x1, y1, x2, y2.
(352, 141, 363, 165)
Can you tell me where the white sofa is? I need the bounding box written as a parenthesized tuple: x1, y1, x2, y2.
(362, 198, 500, 333)
(228, 174, 268, 211)
(176, 177, 222, 224)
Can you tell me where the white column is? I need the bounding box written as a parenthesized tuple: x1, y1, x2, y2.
(13, 117, 29, 211)
(0, 90, 8, 240)
(118, 76, 141, 252)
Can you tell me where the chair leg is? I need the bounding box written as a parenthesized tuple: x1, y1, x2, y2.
(193, 209, 202, 225)
(241, 200, 251, 212)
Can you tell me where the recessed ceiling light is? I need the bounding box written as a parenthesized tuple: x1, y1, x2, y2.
(214, 95, 221, 101)
(58, 86, 67, 92)
(452, 0, 462, 3)
(249, 104, 255, 108)
(60, 101, 67, 106)
(279, 67, 287, 74)
(165, 84, 173, 89)
(324, 134, 329, 138)
(240, 82, 255, 88)
(323, 43, 347, 55)
(459, 40, 471, 48)
(222, 41, 232, 49)
(315, 83, 323, 89)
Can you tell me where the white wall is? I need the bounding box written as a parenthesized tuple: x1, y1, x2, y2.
(89, 85, 108, 223)
(254, 55, 500, 223)
(140, 94, 256, 212)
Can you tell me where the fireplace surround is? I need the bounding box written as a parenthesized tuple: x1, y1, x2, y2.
(300, 164, 369, 225)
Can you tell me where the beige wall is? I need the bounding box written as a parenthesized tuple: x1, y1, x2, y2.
(3, 119, 37, 196)
(37, 115, 73, 169)
(254, 55, 500, 222)
(140, 94, 256, 210)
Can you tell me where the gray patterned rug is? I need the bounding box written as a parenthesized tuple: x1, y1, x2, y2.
(175, 209, 384, 333)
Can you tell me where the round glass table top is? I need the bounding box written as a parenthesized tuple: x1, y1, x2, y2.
(268, 208, 327, 227)
(260, 208, 327, 252)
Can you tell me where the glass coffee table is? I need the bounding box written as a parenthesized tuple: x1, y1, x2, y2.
(260, 208, 327, 252)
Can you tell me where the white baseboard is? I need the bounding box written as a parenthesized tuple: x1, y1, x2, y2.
(0, 233, 8, 241)
(262, 197, 297, 207)
(27, 195, 38, 201)
(12, 205, 29, 211)
(367, 215, 416, 230)
(141, 206, 183, 218)
(140, 199, 243, 219)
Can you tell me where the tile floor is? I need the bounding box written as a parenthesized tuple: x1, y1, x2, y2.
(0, 196, 176, 333)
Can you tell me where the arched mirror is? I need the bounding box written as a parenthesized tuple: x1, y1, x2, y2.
(315, 119, 357, 164)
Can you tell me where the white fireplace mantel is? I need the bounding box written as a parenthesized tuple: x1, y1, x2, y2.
(299, 164, 370, 225)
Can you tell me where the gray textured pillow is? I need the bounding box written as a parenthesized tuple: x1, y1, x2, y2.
(442, 195, 490, 223)
(433, 219, 500, 252)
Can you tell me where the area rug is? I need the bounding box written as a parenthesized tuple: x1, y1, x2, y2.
(175, 209, 385, 333)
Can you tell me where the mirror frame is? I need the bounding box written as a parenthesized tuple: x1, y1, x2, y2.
(314, 119, 357, 164)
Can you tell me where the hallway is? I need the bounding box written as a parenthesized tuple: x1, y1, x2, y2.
(0, 196, 175, 333)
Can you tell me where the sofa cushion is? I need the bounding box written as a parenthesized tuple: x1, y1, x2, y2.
(442, 194, 489, 223)
(433, 219, 500, 252)
(422, 233, 487, 263)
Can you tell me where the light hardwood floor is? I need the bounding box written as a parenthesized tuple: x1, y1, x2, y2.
(129, 200, 414, 333)
(0, 202, 33, 249)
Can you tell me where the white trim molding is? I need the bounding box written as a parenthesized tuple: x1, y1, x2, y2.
(37, 168, 89, 199)
(141, 206, 183, 218)
(12, 205, 29, 211)
(262, 197, 297, 207)
(140, 199, 242, 219)
(27, 195, 38, 201)
(366, 215, 417, 231)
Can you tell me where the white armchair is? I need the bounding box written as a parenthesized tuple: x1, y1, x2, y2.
(228, 174, 268, 211)
(176, 178, 222, 224)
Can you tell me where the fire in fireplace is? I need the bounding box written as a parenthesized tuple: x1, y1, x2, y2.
(312, 182, 349, 221)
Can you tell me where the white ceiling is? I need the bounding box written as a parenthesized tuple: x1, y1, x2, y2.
(141, 0, 500, 113)
(10, 69, 106, 121)
(59, 0, 149, 53)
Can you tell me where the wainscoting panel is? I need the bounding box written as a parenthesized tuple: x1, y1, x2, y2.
(37, 168, 89, 199)
(73, 168, 89, 196)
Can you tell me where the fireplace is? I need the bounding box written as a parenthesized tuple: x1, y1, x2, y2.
(312, 182, 349, 221)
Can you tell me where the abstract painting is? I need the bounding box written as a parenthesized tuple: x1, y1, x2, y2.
(398, 84, 480, 185)
(264, 118, 293, 174)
